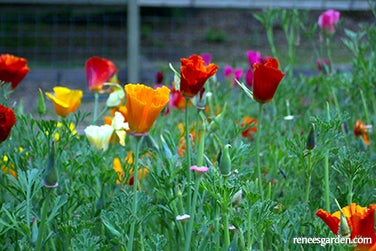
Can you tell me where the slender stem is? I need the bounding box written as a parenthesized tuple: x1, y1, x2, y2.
(360, 89, 370, 125)
(127, 136, 143, 251)
(305, 152, 312, 202)
(347, 180, 354, 206)
(247, 208, 253, 249)
(36, 189, 52, 251)
(256, 103, 265, 200)
(184, 175, 201, 251)
(223, 190, 230, 248)
(326, 36, 333, 73)
(324, 153, 330, 211)
(184, 99, 192, 212)
(93, 92, 99, 124)
(92, 107, 110, 125)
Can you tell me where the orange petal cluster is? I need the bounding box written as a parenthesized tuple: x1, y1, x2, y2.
(0, 54, 30, 89)
(113, 151, 149, 185)
(179, 54, 218, 98)
(354, 120, 370, 146)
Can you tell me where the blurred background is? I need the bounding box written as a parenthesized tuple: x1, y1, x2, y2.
(0, 0, 374, 113)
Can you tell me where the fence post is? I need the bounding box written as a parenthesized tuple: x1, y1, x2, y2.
(127, 0, 140, 82)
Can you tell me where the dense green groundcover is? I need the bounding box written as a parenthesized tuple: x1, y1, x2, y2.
(1, 7, 376, 251)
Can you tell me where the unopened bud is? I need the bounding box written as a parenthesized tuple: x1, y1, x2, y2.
(306, 123, 315, 150)
(231, 189, 242, 208)
(42, 141, 58, 188)
(219, 144, 232, 177)
(38, 88, 46, 116)
(339, 213, 351, 238)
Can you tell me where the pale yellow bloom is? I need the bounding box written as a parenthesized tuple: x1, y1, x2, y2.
(84, 124, 114, 151)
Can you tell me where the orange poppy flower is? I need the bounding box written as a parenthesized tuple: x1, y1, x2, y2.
(85, 56, 118, 92)
(124, 84, 170, 135)
(316, 203, 376, 250)
(0, 105, 16, 143)
(179, 54, 218, 98)
(45, 86, 83, 118)
(113, 151, 149, 185)
(240, 116, 258, 141)
(0, 54, 30, 89)
(354, 120, 371, 146)
(252, 57, 285, 103)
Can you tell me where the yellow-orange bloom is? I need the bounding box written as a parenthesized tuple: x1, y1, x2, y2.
(354, 120, 371, 146)
(113, 151, 149, 185)
(124, 84, 170, 135)
(316, 203, 376, 250)
(45, 86, 83, 118)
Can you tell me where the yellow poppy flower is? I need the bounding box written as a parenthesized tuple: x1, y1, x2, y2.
(125, 84, 170, 135)
(45, 86, 83, 118)
(84, 124, 114, 151)
(113, 151, 149, 185)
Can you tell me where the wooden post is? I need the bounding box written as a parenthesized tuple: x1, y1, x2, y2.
(127, 0, 140, 82)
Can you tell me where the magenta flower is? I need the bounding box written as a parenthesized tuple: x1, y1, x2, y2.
(247, 50, 262, 67)
(189, 165, 209, 173)
(318, 9, 340, 34)
(200, 53, 212, 66)
(245, 67, 254, 88)
(316, 58, 331, 73)
(224, 65, 243, 86)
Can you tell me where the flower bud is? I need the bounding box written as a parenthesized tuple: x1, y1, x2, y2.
(306, 123, 315, 150)
(37, 88, 46, 116)
(219, 144, 232, 177)
(339, 212, 351, 238)
(42, 141, 58, 188)
(231, 189, 242, 208)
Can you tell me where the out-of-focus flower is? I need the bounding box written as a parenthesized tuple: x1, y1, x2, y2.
(179, 54, 218, 98)
(113, 151, 149, 185)
(105, 83, 125, 107)
(245, 68, 254, 88)
(176, 214, 191, 221)
(155, 71, 164, 88)
(84, 124, 114, 151)
(45, 86, 83, 118)
(354, 120, 371, 146)
(0, 54, 30, 89)
(247, 50, 262, 67)
(252, 57, 285, 103)
(1, 155, 17, 178)
(316, 203, 376, 250)
(224, 65, 243, 87)
(85, 56, 118, 92)
(111, 111, 129, 146)
(0, 105, 16, 143)
(54, 122, 77, 142)
(316, 58, 331, 73)
(200, 53, 212, 66)
(177, 122, 200, 157)
(318, 9, 340, 34)
(189, 165, 209, 173)
(165, 82, 186, 115)
(240, 116, 257, 141)
(124, 83, 170, 135)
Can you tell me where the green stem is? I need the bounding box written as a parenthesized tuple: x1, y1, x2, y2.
(185, 99, 192, 212)
(267, 27, 278, 59)
(305, 152, 312, 202)
(360, 89, 370, 125)
(92, 107, 110, 125)
(247, 207, 253, 249)
(326, 36, 333, 73)
(256, 103, 265, 200)
(184, 175, 201, 251)
(93, 92, 99, 124)
(324, 153, 330, 211)
(127, 136, 143, 251)
(35, 189, 52, 251)
(347, 180, 354, 205)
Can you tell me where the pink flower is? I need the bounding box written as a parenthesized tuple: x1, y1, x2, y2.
(247, 50, 262, 67)
(189, 165, 209, 173)
(224, 65, 243, 86)
(245, 67, 254, 88)
(200, 53, 212, 66)
(176, 214, 191, 221)
(318, 9, 340, 34)
(164, 83, 186, 115)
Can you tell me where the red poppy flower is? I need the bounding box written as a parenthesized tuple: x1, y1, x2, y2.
(0, 54, 30, 89)
(252, 57, 285, 103)
(0, 105, 16, 143)
(179, 54, 218, 98)
(85, 56, 118, 92)
(316, 203, 376, 250)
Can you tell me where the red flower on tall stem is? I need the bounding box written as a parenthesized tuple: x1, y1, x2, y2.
(0, 105, 16, 143)
(179, 54, 218, 98)
(0, 54, 30, 89)
(252, 57, 285, 103)
(85, 57, 118, 92)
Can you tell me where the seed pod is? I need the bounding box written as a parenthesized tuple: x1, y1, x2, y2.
(219, 144, 232, 177)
